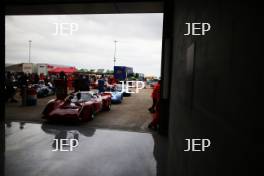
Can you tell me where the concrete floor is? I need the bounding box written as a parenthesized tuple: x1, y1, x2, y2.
(5, 89, 168, 176)
(5, 122, 167, 176)
(5, 88, 153, 132)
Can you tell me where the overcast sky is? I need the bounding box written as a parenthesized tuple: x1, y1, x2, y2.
(5, 14, 163, 77)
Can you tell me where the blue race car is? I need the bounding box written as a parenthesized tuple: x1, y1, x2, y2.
(115, 84, 131, 97)
(33, 80, 55, 98)
(105, 86, 123, 103)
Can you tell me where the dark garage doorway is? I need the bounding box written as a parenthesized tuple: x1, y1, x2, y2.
(5, 13, 164, 132)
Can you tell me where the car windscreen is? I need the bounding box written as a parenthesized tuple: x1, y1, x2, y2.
(71, 92, 92, 102)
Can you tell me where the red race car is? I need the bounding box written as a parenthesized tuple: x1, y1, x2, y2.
(42, 91, 111, 122)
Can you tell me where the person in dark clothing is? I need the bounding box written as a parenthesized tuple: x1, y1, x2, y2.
(18, 73, 28, 97)
(78, 75, 85, 91)
(59, 71, 67, 81)
(17, 73, 29, 105)
(84, 75, 90, 91)
(73, 73, 83, 92)
(34, 74, 39, 84)
(54, 71, 68, 99)
(73, 76, 80, 92)
(18, 73, 28, 88)
(5, 72, 18, 103)
(98, 76, 105, 93)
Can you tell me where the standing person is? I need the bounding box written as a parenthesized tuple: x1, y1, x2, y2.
(5, 72, 18, 103)
(84, 75, 90, 91)
(92, 75, 96, 83)
(73, 74, 80, 92)
(60, 71, 68, 88)
(98, 75, 105, 93)
(148, 80, 161, 130)
(54, 71, 68, 99)
(50, 74, 56, 85)
(91, 75, 97, 89)
(59, 71, 67, 81)
(148, 80, 161, 113)
(78, 75, 85, 91)
(39, 73, 45, 81)
(34, 74, 39, 84)
(30, 73, 34, 84)
(18, 73, 28, 105)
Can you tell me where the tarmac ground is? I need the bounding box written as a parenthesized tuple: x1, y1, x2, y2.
(5, 88, 154, 132)
(5, 88, 168, 176)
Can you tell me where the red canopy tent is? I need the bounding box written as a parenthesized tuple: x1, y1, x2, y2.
(48, 67, 77, 74)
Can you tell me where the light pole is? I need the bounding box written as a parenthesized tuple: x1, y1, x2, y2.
(113, 40, 118, 67)
(28, 40, 32, 63)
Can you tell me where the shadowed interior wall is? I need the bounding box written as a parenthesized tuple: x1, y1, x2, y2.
(165, 1, 259, 176)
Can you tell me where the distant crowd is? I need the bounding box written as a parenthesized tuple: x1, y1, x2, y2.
(4, 71, 118, 103)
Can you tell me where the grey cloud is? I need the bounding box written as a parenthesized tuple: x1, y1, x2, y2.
(5, 14, 163, 77)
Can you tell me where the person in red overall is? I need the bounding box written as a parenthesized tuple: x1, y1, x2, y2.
(39, 73, 45, 81)
(67, 75, 73, 90)
(112, 77, 117, 84)
(148, 80, 161, 113)
(148, 81, 161, 130)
